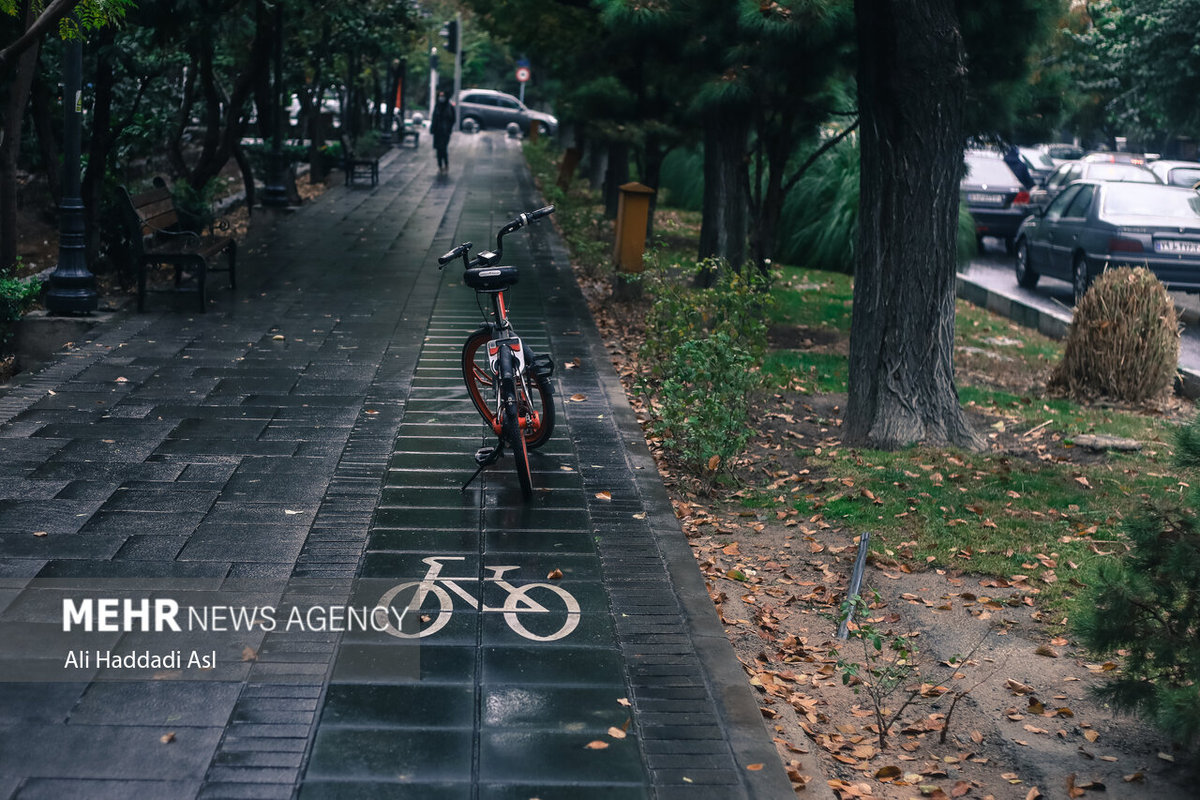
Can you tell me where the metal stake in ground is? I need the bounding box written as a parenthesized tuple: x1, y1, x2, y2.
(837, 531, 872, 640)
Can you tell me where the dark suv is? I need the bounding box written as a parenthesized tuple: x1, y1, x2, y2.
(456, 89, 557, 137)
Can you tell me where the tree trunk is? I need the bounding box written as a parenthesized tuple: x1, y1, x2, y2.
(698, 111, 750, 277)
(844, 0, 982, 451)
(30, 66, 61, 209)
(83, 29, 116, 267)
(0, 1, 40, 271)
(603, 140, 629, 220)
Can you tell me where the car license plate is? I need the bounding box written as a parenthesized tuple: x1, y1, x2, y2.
(1154, 239, 1200, 255)
(967, 193, 1005, 205)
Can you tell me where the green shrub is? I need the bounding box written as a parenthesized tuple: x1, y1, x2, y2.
(643, 332, 758, 478)
(1048, 266, 1179, 404)
(636, 259, 770, 482)
(0, 271, 44, 348)
(639, 257, 770, 371)
(1074, 412, 1200, 748)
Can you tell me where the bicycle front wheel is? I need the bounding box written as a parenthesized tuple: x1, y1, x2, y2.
(501, 379, 533, 500)
(462, 327, 555, 449)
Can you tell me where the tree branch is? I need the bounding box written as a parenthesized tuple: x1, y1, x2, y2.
(0, 0, 81, 76)
(782, 117, 859, 196)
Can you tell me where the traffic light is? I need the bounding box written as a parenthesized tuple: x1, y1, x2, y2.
(443, 19, 458, 53)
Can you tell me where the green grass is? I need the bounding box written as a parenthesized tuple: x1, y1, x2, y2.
(770, 268, 854, 332)
(738, 441, 1182, 619)
(763, 351, 848, 394)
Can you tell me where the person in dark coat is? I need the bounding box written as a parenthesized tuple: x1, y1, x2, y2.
(1003, 144, 1035, 190)
(431, 91, 455, 172)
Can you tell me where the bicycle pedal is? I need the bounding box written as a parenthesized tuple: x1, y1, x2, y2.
(474, 446, 500, 466)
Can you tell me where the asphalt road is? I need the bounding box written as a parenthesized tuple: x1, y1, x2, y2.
(962, 237, 1200, 375)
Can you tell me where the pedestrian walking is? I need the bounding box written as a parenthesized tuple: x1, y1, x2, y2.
(431, 91, 455, 172)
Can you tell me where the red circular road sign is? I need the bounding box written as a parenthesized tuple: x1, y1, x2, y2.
(516, 66, 531, 83)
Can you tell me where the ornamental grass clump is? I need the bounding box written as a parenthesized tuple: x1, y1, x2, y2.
(1048, 266, 1179, 404)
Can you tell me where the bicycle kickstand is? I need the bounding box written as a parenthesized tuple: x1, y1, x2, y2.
(462, 438, 504, 492)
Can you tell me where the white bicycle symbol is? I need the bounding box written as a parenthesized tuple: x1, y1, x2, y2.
(373, 556, 580, 642)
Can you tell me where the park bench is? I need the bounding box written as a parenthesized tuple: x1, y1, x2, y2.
(119, 178, 236, 313)
(341, 135, 384, 186)
(400, 118, 420, 147)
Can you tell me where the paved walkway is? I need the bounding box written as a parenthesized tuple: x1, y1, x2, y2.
(0, 134, 811, 798)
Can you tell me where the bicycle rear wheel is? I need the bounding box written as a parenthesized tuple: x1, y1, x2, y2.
(462, 327, 555, 449)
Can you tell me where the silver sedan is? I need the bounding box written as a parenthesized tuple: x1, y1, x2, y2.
(1014, 180, 1200, 301)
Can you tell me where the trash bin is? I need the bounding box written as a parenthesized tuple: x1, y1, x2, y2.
(613, 182, 655, 274)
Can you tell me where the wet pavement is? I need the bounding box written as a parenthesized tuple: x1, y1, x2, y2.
(0, 133, 808, 798)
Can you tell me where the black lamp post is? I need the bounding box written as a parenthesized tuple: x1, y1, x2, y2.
(45, 35, 98, 315)
(261, 1, 290, 208)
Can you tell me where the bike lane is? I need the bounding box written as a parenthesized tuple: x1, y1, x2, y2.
(299, 135, 804, 798)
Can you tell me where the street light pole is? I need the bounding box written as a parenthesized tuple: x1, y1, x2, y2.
(45, 34, 98, 315)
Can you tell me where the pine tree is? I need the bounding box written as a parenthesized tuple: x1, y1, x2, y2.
(1075, 413, 1200, 749)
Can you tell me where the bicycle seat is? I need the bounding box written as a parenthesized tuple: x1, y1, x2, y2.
(463, 265, 519, 291)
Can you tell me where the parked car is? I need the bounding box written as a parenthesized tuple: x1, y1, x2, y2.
(1148, 159, 1200, 189)
(962, 150, 1033, 253)
(1036, 142, 1084, 164)
(1018, 146, 1057, 185)
(1014, 180, 1200, 301)
(455, 89, 558, 137)
(1028, 159, 1159, 212)
(1082, 151, 1151, 165)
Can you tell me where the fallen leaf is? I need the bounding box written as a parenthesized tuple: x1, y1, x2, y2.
(707, 454, 721, 471)
(33, 531, 47, 537)
(584, 740, 609, 750)
(1083, 730, 1099, 743)
(951, 781, 971, 798)
(746, 763, 764, 771)
(1025, 789, 1042, 800)
(617, 698, 631, 707)
(596, 491, 612, 501)
(272, 334, 285, 341)
(160, 732, 176, 744)
(241, 646, 257, 662)
(547, 568, 563, 580)
(570, 394, 587, 402)
(607, 726, 627, 740)
(874, 765, 902, 780)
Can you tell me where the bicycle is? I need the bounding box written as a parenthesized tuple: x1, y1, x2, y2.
(437, 205, 557, 499)
(373, 556, 580, 642)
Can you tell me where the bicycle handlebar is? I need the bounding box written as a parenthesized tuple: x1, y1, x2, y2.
(438, 242, 472, 267)
(437, 205, 555, 270)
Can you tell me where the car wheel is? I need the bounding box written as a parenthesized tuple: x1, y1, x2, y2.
(1072, 252, 1092, 304)
(1015, 239, 1039, 289)
(461, 115, 481, 132)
